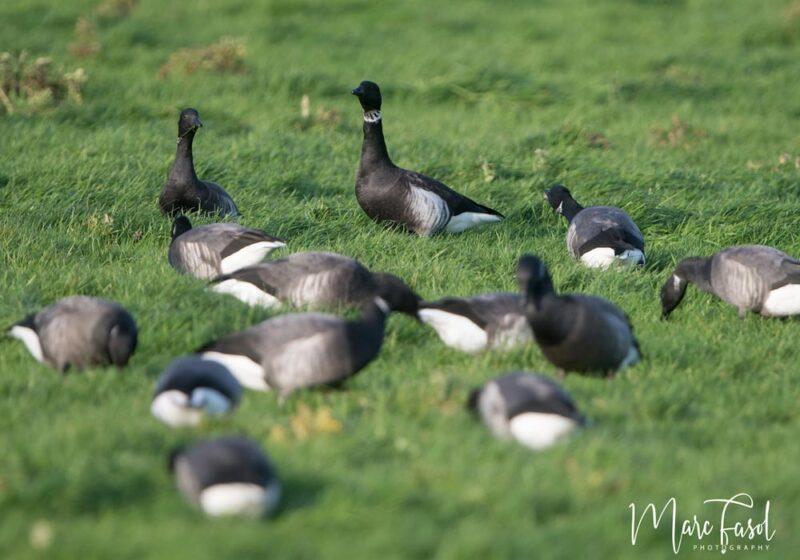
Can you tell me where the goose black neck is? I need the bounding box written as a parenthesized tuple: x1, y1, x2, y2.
(561, 199, 584, 223)
(360, 117, 393, 169)
(677, 257, 713, 293)
(169, 132, 199, 183)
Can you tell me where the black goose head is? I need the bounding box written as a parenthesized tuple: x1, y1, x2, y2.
(178, 108, 203, 138)
(351, 81, 382, 112)
(543, 185, 582, 221)
(371, 272, 421, 318)
(172, 216, 193, 240)
(660, 257, 707, 319)
(516, 254, 555, 310)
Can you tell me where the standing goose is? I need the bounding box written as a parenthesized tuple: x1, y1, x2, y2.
(517, 254, 640, 375)
(170, 437, 281, 518)
(543, 185, 645, 268)
(159, 108, 239, 218)
(351, 81, 503, 235)
(211, 251, 420, 316)
(418, 293, 532, 353)
(8, 296, 137, 372)
(468, 372, 586, 450)
(151, 356, 243, 428)
(198, 298, 389, 396)
(661, 245, 800, 318)
(169, 216, 285, 280)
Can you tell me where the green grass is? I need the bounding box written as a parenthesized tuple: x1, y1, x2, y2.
(1, 0, 799, 557)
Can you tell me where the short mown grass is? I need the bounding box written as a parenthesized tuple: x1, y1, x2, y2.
(1, 0, 799, 558)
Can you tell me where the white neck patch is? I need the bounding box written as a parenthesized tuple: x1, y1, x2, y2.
(556, 201, 564, 214)
(364, 110, 381, 123)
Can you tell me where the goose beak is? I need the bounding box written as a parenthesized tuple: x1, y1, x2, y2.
(351, 86, 363, 96)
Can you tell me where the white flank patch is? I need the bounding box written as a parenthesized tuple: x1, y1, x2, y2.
(445, 212, 502, 233)
(617, 249, 645, 267)
(189, 387, 234, 415)
(200, 480, 282, 518)
(374, 297, 390, 314)
(151, 390, 203, 428)
(418, 308, 488, 353)
(408, 186, 449, 235)
(363, 110, 381, 123)
(508, 412, 578, 451)
(673, 274, 682, 291)
(201, 352, 269, 391)
(212, 279, 281, 309)
(579, 247, 617, 269)
(490, 315, 533, 350)
(9, 325, 44, 363)
(220, 241, 286, 274)
(761, 284, 800, 316)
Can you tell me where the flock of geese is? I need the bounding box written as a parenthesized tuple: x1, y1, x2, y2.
(8, 81, 800, 518)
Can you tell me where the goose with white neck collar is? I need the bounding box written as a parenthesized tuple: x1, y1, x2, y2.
(159, 108, 239, 218)
(351, 81, 503, 236)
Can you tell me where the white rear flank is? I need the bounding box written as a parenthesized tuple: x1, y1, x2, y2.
(10, 326, 44, 362)
(579, 247, 617, 269)
(199, 480, 282, 518)
(201, 352, 269, 391)
(418, 308, 488, 353)
(189, 387, 234, 415)
(445, 211, 502, 233)
(761, 284, 800, 316)
(151, 390, 203, 427)
(408, 186, 450, 235)
(508, 412, 578, 450)
(220, 241, 286, 274)
(491, 315, 533, 349)
(212, 279, 281, 308)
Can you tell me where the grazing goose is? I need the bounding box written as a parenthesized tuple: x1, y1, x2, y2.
(159, 108, 239, 218)
(543, 185, 645, 268)
(211, 251, 420, 315)
(517, 254, 640, 375)
(151, 356, 243, 428)
(8, 296, 137, 372)
(170, 437, 281, 518)
(661, 245, 800, 318)
(468, 372, 586, 450)
(169, 216, 285, 280)
(351, 81, 503, 235)
(198, 298, 389, 396)
(418, 293, 532, 353)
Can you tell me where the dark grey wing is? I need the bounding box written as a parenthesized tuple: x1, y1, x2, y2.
(197, 327, 268, 365)
(495, 372, 585, 423)
(402, 170, 503, 218)
(169, 232, 223, 279)
(202, 181, 239, 218)
(176, 438, 275, 491)
(155, 357, 242, 404)
(568, 206, 644, 257)
(218, 227, 285, 260)
(719, 245, 800, 290)
(211, 265, 281, 297)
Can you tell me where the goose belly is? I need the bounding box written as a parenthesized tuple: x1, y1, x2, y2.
(761, 284, 800, 316)
(508, 412, 578, 450)
(151, 390, 204, 427)
(418, 308, 488, 353)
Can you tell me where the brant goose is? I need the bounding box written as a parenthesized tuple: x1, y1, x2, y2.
(418, 293, 531, 353)
(151, 356, 243, 428)
(170, 437, 281, 518)
(468, 372, 585, 450)
(8, 296, 138, 372)
(159, 108, 239, 218)
(169, 216, 285, 280)
(211, 251, 419, 315)
(517, 254, 640, 375)
(198, 298, 389, 396)
(543, 185, 644, 268)
(662, 244, 800, 318)
(352, 81, 503, 235)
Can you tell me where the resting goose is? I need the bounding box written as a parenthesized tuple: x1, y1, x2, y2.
(543, 185, 645, 268)
(159, 108, 239, 218)
(8, 296, 138, 372)
(198, 298, 389, 396)
(468, 372, 586, 450)
(661, 244, 800, 318)
(168, 216, 285, 280)
(211, 251, 419, 316)
(517, 254, 640, 375)
(418, 293, 531, 353)
(352, 81, 503, 235)
(170, 437, 281, 518)
(151, 356, 242, 428)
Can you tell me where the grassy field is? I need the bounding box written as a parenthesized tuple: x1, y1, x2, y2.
(1, 0, 799, 557)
